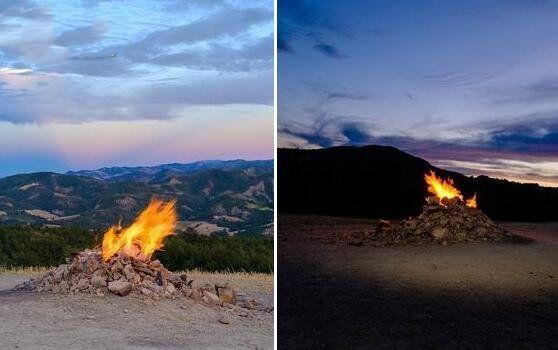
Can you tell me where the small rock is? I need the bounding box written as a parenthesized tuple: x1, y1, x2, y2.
(431, 227, 447, 239)
(218, 316, 230, 324)
(202, 291, 221, 306)
(166, 283, 176, 295)
(168, 274, 183, 289)
(76, 278, 90, 290)
(91, 275, 107, 288)
(215, 285, 236, 304)
(108, 280, 133, 296)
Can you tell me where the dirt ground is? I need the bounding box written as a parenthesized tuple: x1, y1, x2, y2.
(278, 215, 558, 349)
(0, 270, 273, 350)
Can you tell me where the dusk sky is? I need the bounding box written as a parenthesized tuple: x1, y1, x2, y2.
(278, 0, 558, 187)
(0, 0, 273, 178)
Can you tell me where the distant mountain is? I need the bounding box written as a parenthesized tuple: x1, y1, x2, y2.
(0, 163, 273, 234)
(278, 145, 558, 222)
(66, 159, 273, 182)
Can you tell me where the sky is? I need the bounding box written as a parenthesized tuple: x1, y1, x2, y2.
(0, 0, 273, 178)
(278, 0, 558, 187)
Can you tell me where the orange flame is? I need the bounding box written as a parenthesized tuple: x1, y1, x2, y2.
(424, 170, 477, 208)
(101, 199, 177, 261)
(466, 193, 477, 208)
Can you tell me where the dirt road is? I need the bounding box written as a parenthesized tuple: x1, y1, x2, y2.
(0, 272, 273, 349)
(278, 215, 558, 349)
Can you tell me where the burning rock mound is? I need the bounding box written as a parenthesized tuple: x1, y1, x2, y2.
(384, 197, 529, 245)
(16, 250, 235, 306)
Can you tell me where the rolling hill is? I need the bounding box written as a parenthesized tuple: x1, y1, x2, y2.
(0, 161, 273, 235)
(278, 145, 558, 222)
(66, 159, 273, 181)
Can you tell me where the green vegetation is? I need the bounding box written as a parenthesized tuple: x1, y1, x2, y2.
(0, 226, 273, 273)
(155, 230, 273, 273)
(0, 226, 98, 267)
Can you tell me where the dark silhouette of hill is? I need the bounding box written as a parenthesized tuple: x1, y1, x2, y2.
(278, 145, 558, 222)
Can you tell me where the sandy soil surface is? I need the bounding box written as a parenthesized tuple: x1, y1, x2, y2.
(0, 271, 273, 350)
(278, 215, 558, 349)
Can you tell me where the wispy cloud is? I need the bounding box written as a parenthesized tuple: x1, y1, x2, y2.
(0, 0, 273, 124)
(278, 0, 379, 58)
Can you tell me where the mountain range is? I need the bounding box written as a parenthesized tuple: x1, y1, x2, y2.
(278, 146, 558, 222)
(0, 160, 273, 235)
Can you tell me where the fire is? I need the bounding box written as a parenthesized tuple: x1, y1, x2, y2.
(424, 170, 477, 208)
(466, 194, 477, 208)
(101, 199, 177, 261)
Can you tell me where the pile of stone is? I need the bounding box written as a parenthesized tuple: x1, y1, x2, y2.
(15, 250, 236, 306)
(378, 197, 526, 246)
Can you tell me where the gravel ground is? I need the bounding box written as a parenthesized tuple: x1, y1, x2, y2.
(0, 272, 273, 350)
(278, 215, 558, 349)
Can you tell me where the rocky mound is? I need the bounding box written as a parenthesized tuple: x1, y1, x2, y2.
(15, 250, 236, 306)
(398, 197, 507, 243)
(313, 197, 531, 247)
(379, 197, 530, 246)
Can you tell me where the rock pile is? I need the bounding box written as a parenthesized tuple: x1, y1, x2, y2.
(381, 197, 526, 245)
(15, 250, 236, 306)
(321, 197, 530, 247)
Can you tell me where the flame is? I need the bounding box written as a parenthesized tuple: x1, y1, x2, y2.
(424, 170, 477, 208)
(466, 193, 477, 208)
(101, 199, 177, 261)
(425, 170, 463, 202)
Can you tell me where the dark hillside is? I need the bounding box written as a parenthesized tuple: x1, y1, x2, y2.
(278, 146, 558, 222)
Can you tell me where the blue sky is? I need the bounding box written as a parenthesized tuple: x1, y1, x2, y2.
(278, 0, 558, 187)
(0, 0, 273, 177)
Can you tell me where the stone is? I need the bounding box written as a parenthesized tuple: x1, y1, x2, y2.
(202, 291, 221, 306)
(91, 274, 107, 288)
(108, 280, 133, 296)
(76, 278, 90, 290)
(218, 317, 230, 324)
(145, 282, 163, 293)
(168, 274, 183, 289)
(122, 264, 135, 278)
(53, 265, 67, 283)
(199, 283, 214, 293)
(166, 284, 176, 295)
(215, 285, 236, 304)
(182, 288, 193, 298)
(431, 227, 447, 239)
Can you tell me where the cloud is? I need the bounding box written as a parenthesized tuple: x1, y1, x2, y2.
(0, 1, 273, 124)
(34, 6, 273, 77)
(132, 71, 273, 106)
(150, 34, 273, 72)
(0, 68, 273, 124)
(302, 82, 369, 104)
(279, 112, 558, 186)
(118, 7, 272, 60)
(313, 43, 344, 59)
(420, 70, 498, 88)
(0, 1, 51, 20)
(490, 76, 558, 104)
(54, 22, 108, 47)
(278, 0, 379, 57)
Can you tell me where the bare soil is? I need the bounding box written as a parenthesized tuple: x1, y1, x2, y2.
(0, 271, 273, 349)
(278, 215, 558, 349)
